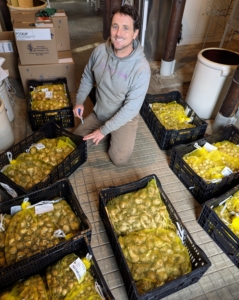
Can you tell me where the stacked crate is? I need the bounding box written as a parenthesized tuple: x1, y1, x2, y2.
(12, 9, 76, 94)
(11, 9, 76, 130)
(140, 91, 239, 273)
(0, 179, 114, 299)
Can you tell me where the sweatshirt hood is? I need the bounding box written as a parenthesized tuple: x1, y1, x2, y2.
(99, 37, 145, 81)
(105, 37, 145, 62)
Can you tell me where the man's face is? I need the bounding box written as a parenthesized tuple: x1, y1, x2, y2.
(111, 12, 139, 57)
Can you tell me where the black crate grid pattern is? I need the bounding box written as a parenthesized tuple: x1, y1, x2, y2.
(68, 117, 239, 300)
(6, 0, 239, 298)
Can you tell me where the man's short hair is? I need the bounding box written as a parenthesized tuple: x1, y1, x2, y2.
(111, 4, 140, 31)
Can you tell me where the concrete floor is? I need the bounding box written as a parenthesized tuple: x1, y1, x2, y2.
(3, 0, 239, 299)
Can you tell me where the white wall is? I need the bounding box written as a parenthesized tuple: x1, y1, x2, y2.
(180, 0, 235, 45)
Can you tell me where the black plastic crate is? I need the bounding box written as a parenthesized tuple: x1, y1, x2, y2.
(27, 78, 74, 131)
(170, 124, 239, 204)
(140, 91, 208, 150)
(0, 235, 114, 299)
(198, 184, 239, 268)
(99, 174, 211, 300)
(0, 178, 92, 289)
(0, 121, 87, 197)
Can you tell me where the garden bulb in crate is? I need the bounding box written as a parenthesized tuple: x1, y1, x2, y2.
(78, 108, 84, 124)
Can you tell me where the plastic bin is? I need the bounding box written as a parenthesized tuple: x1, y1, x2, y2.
(99, 174, 211, 300)
(185, 48, 239, 119)
(140, 91, 207, 150)
(0, 235, 114, 299)
(0, 179, 92, 289)
(170, 124, 239, 204)
(0, 121, 87, 196)
(27, 78, 75, 131)
(198, 184, 239, 268)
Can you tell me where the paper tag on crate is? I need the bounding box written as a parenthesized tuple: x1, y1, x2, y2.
(26, 143, 45, 153)
(53, 229, 66, 238)
(10, 205, 22, 215)
(0, 182, 18, 198)
(95, 282, 105, 300)
(194, 142, 202, 149)
(70, 258, 86, 282)
(6, 152, 13, 163)
(203, 142, 217, 152)
(205, 178, 222, 183)
(45, 91, 53, 98)
(35, 203, 54, 215)
(221, 166, 233, 177)
(184, 106, 191, 116)
(176, 222, 186, 244)
(0, 214, 6, 231)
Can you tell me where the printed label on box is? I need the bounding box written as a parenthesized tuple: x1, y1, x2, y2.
(15, 28, 51, 41)
(25, 44, 51, 56)
(0, 41, 13, 53)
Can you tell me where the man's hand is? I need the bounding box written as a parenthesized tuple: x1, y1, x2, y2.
(83, 129, 105, 145)
(73, 104, 84, 118)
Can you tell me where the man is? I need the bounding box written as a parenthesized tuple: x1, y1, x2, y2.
(73, 4, 151, 166)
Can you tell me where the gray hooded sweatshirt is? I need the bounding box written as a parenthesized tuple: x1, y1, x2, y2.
(76, 37, 151, 136)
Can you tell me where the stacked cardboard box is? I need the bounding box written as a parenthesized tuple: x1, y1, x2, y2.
(0, 31, 20, 78)
(12, 9, 76, 95)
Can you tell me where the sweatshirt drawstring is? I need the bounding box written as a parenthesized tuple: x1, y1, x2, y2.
(99, 54, 111, 85)
(111, 60, 119, 79)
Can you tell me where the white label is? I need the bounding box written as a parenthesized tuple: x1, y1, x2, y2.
(86, 253, 92, 261)
(176, 222, 186, 244)
(0, 183, 18, 198)
(35, 203, 54, 215)
(33, 143, 45, 150)
(95, 282, 105, 300)
(53, 229, 65, 238)
(6, 152, 13, 162)
(194, 142, 202, 149)
(45, 91, 53, 98)
(41, 88, 48, 92)
(221, 166, 233, 177)
(69, 258, 86, 281)
(15, 28, 51, 41)
(204, 142, 217, 152)
(184, 106, 191, 116)
(0, 41, 13, 53)
(11, 205, 22, 215)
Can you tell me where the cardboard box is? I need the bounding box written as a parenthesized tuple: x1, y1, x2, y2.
(0, 32, 20, 78)
(12, 10, 70, 52)
(10, 11, 36, 24)
(13, 21, 58, 65)
(51, 10, 70, 51)
(18, 50, 76, 95)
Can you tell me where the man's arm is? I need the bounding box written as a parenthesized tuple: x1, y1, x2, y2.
(75, 48, 97, 106)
